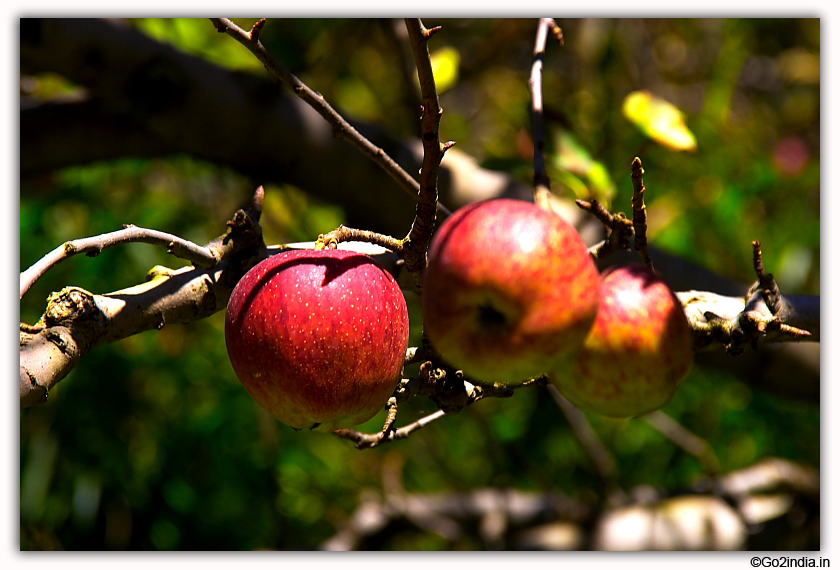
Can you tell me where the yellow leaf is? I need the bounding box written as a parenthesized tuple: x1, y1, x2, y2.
(622, 91, 697, 152)
(429, 46, 460, 94)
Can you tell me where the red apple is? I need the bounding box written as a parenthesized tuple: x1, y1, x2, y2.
(422, 198, 601, 386)
(225, 249, 410, 431)
(550, 263, 694, 418)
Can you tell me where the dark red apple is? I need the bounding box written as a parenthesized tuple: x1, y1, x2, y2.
(550, 263, 694, 418)
(422, 198, 601, 385)
(225, 249, 410, 431)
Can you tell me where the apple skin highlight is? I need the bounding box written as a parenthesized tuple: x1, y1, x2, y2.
(225, 249, 410, 431)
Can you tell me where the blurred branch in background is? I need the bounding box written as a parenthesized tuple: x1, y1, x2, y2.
(322, 456, 818, 551)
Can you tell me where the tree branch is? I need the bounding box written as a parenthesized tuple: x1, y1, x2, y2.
(19, 18, 557, 238)
(321, 456, 817, 550)
(529, 18, 555, 208)
(678, 289, 818, 353)
(20, 18, 819, 403)
(401, 18, 447, 286)
(20, 225, 219, 301)
(20, 268, 222, 408)
(630, 157, 654, 270)
(20, 187, 268, 408)
(333, 410, 447, 450)
(314, 225, 405, 255)
(209, 18, 450, 223)
(547, 386, 623, 505)
(643, 410, 720, 476)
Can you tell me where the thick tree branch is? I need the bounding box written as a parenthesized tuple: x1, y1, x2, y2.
(20, 187, 269, 408)
(21, 268, 220, 408)
(678, 290, 818, 352)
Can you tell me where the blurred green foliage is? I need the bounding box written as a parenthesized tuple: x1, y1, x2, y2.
(20, 18, 819, 550)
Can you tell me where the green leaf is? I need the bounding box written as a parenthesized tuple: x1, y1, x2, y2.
(552, 131, 617, 204)
(622, 90, 698, 152)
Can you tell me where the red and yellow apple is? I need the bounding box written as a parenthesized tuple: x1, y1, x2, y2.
(225, 249, 410, 431)
(422, 198, 600, 386)
(550, 263, 694, 418)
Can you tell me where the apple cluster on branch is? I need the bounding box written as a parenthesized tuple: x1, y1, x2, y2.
(20, 19, 817, 456)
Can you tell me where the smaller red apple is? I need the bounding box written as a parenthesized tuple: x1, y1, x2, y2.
(225, 249, 410, 431)
(550, 263, 694, 418)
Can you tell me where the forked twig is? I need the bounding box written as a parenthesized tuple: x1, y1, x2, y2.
(575, 198, 634, 260)
(20, 226, 219, 301)
(334, 409, 447, 450)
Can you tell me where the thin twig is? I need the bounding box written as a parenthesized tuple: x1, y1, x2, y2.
(382, 18, 424, 137)
(209, 18, 450, 220)
(575, 198, 633, 260)
(401, 18, 447, 286)
(643, 410, 720, 475)
(314, 225, 405, 255)
(366, 397, 400, 448)
(20, 226, 218, 300)
(334, 367, 546, 449)
(547, 386, 624, 504)
(333, 409, 447, 450)
(529, 18, 554, 207)
(630, 157, 654, 270)
(751, 240, 782, 314)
